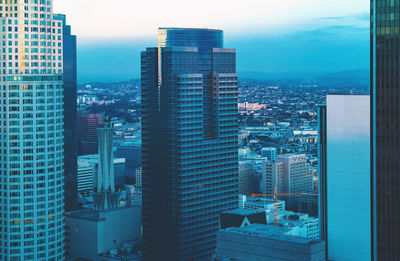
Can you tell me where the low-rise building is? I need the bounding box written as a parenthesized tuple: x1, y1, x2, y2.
(65, 206, 141, 261)
(216, 224, 326, 261)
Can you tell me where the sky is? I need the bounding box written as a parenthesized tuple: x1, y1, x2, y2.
(53, 0, 370, 82)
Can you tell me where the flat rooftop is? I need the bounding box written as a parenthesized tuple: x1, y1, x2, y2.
(66, 206, 140, 222)
(225, 208, 264, 216)
(222, 224, 322, 245)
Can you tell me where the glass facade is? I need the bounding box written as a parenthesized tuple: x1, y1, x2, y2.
(372, 0, 400, 259)
(141, 28, 238, 260)
(54, 14, 78, 212)
(0, 1, 65, 260)
(320, 95, 371, 261)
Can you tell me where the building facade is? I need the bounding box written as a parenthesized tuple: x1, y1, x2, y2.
(371, 1, 400, 259)
(261, 160, 284, 195)
(0, 0, 65, 260)
(261, 147, 277, 161)
(276, 154, 313, 194)
(65, 206, 142, 261)
(319, 95, 371, 260)
(141, 28, 238, 260)
(216, 224, 326, 261)
(54, 14, 78, 212)
(77, 112, 103, 155)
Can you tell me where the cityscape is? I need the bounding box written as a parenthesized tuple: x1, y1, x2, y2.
(0, 0, 397, 261)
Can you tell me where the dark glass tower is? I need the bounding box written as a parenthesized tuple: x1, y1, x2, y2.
(54, 14, 78, 211)
(372, 1, 400, 260)
(141, 28, 239, 260)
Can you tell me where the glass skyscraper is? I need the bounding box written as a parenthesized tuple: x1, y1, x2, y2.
(54, 14, 78, 212)
(372, 1, 400, 260)
(319, 95, 371, 261)
(141, 28, 238, 260)
(0, 0, 65, 260)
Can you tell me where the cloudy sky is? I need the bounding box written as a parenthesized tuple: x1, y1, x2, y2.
(53, 0, 370, 82)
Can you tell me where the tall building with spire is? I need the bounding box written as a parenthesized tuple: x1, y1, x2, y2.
(0, 0, 65, 260)
(94, 120, 119, 211)
(371, 0, 400, 259)
(141, 28, 239, 260)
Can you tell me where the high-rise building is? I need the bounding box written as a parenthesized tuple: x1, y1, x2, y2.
(371, 1, 400, 259)
(319, 95, 371, 260)
(0, 1, 65, 260)
(277, 154, 313, 194)
(238, 161, 258, 195)
(261, 160, 284, 195)
(141, 28, 238, 260)
(77, 111, 103, 155)
(54, 14, 78, 212)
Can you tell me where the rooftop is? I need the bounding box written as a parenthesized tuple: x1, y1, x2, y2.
(222, 224, 322, 245)
(225, 208, 264, 216)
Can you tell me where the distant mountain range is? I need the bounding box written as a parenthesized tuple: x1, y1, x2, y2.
(239, 69, 370, 88)
(239, 69, 369, 81)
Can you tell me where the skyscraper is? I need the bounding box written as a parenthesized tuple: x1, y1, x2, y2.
(141, 28, 238, 260)
(319, 95, 371, 261)
(371, 1, 400, 259)
(54, 14, 78, 212)
(77, 111, 103, 155)
(0, 0, 65, 260)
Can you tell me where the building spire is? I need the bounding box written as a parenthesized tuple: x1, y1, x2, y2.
(93, 119, 119, 210)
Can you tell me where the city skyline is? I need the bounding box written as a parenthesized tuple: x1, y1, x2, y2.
(51, 1, 370, 82)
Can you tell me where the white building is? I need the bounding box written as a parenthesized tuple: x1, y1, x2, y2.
(320, 95, 371, 261)
(266, 210, 320, 239)
(240, 196, 318, 239)
(276, 154, 313, 194)
(0, 1, 64, 260)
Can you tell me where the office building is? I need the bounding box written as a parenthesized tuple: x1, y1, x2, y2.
(261, 160, 284, 195)
(261, 147, 278, 161)
(54, 14, 78, 212)
(135, 167, 142, 188)
(216, 224, 326, 261)
(78, 112, 103, 155)
(266, 210, 320, 239)
(238, 161, 258, 195)
(141, 28, 238, 260)
(77, 158, 95, 196)
(372, 2, 400, 259)
(319, 95, 371, 260)
(276, 154, 313, 194)
(114, 139, 141, 181)
(0, 0, 65, 259)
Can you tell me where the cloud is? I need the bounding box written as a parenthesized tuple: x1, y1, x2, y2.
(54, 0, 369, 38)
